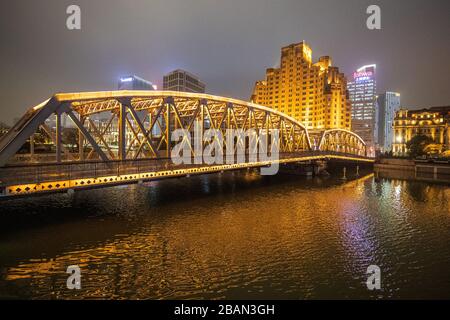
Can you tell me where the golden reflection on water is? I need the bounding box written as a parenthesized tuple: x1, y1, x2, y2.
(1, 172, 449, 299)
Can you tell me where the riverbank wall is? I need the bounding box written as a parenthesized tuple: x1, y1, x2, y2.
(374, 158, 450, 183)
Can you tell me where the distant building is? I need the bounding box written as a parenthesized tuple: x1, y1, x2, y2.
(0, 122, 9, 138)
(375, 92, 401, 152)
(250, 41, 351, 131)
(163, 69, 206, 93)
(392, 106, 450, 156)
(348, 64, 377, 150)
(118, 75, 157, 90)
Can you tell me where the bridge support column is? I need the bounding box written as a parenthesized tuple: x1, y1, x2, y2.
(313, 164, 320, 175)
(164, 97, 175, 158)
(165, 102, 171, 158)
(55, 112, 62, 163)
(341, 167, 347, 180)
(30, 134, 35, 161)
(119, 103, 127, 160)
(78, 115, 85, 161)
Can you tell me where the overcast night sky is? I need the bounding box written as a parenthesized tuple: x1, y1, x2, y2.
(0, 0, 449, 124)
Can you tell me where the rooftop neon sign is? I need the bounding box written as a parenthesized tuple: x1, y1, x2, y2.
(120, 77, 133, 82)
(353, 71, 373, 79)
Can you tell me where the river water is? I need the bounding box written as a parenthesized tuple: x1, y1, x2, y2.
(0, 170, 449, 299)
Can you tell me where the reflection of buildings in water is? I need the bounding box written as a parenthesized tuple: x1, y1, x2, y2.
(2, 173, 448, 299)
(339, 207, 377, 273)
(1, 175, 376, 299)
(374, 169, 450, 205)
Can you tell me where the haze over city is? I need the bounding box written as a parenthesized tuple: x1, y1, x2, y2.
(1, 0, 450, 306)
(0, 0, 449, 125)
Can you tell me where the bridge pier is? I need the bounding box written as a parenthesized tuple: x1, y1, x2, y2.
(341, 167, 347, 180)
(326, 159, 373, 177)
(278, 159, 372, 178)
(278, 161, 326, 177)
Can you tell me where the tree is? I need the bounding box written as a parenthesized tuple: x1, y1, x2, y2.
(406, 135, 434, 158)
(62, 128, 79, 152)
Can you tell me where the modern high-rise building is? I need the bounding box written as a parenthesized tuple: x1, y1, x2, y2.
(250, 42, 351, 131)
(163, 69, 206, 93)
(348, 64, 377, 149)
(118, 75, 157, 90)
(375, 92, 401, 152)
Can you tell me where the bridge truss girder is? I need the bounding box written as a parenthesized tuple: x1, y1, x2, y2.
(318, 129, 367, 157)
(0, 91, 313, 166)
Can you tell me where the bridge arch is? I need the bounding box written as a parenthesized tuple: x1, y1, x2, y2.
(0, 91, 313, 166)
(317, 128, 367, 157)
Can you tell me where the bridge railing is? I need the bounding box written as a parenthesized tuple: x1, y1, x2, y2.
(0, 151, 372, 189)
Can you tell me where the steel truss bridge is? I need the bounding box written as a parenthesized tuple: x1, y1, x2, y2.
(0, 91, 372, 198)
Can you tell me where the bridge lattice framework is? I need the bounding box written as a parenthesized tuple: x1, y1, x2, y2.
(0, 91, 366, 168)
(0, 91, 373, 197)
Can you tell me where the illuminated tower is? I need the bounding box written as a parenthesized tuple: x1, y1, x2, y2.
(347, 64, 377, 149)
(250, 42, 351, 131)
(118, 75, 156, 90)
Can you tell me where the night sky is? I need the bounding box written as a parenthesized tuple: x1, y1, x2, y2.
(0, 0, 449, 124)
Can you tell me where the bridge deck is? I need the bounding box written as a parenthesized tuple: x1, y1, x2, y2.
(0, 151, 373, 198)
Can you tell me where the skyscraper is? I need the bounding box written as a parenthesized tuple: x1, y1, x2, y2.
(163, 69, 206, 93)
(250, 42, 351, 131)
(118, 75, 157, 90)
(375, 92, 401, 152)
(348, 64, 377, 149)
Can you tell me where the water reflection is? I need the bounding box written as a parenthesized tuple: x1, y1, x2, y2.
(0, 170, 449, 299)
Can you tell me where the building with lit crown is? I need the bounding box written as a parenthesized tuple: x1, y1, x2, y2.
(118, 75, 157, 90)
(375, 92, 401, 152)
(392, 106, 450, 156)
(348, 64, 376, 150)
(163, 69, 206, 93)
(250, 42, 351, 131)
